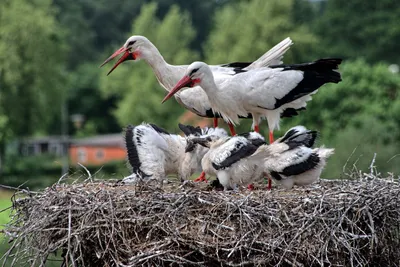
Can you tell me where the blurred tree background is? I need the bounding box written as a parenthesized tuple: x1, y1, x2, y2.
(0, 0, 399, 189)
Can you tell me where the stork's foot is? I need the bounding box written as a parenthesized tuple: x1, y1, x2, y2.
(194, 172, 207, 183)
(247, 184, 255, 190)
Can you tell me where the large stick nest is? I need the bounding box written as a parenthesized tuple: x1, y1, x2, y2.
(2, 173, 400, 267)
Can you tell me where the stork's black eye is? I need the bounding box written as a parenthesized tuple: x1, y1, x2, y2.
(189, 68, 200, 76)
(127, 40, 136, 46)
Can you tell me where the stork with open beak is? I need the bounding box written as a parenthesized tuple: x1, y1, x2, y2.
(188, 126, 334, 191)
(100, 35, 295, 134)
(162, 59, 342, 144)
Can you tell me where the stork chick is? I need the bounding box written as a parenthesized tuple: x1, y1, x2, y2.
(188, 126, 334, 190)
(122, 123, 227, 185)
(186, 131, 267, 190)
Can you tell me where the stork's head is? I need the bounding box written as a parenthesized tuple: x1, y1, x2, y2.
(100, 35, 151, 75)
(161, 62, 211, 103)
(185, 134, 226, 153)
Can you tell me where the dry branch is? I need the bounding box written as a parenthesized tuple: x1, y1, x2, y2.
(1, 174, 400, 267)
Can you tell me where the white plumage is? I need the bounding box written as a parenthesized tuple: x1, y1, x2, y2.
(187, 126, 334, 190)
(163, 59, 342, 143)
(254, 126, 334, 189)
(187, 132, 266, 190)
(122, 123, 228, 184)
(100, 35, 293, 130)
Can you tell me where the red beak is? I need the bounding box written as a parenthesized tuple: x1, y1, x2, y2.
(106, 51, 135, 76)
(161, 76, 193, 103)
(99, 46, 128, 68)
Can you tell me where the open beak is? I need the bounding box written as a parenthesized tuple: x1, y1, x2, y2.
(99, 46, 128, 68)
(161, 75, 193, 103)
(106, 51, 135, 76)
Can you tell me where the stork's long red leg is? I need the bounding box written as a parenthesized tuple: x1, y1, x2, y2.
(254, 124, 260, 133)
(269, 131, 274, 144)
(265, 131, 274, 190)
(267, 178, 272, 190)
(194, 171, 207, 183)
(213, 118, 218, 128)
(228, 122, 236, 136)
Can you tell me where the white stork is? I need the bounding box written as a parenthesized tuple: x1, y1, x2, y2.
(162, 59, 342, 144)
(188, 126, 334, 191)
(122, 123, 227, 185)
(100, 35, 295, 134)
(255, 126, 334, 189)
(186, 131, 266, 189)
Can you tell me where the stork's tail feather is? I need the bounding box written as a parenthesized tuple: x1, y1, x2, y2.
(306, 58, 342, 84)
(269, 58, 342, 109)
(273, 58, 342, 84)
(246, 37, 293, 69)
(277, 126, 318, 148)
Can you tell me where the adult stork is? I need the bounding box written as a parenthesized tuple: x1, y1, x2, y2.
(162, 59, 342, 144)
(100, 35, 295, 134)
(188, 126, 334, 190)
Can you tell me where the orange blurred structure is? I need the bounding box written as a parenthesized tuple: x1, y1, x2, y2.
(69, 134, 126, 166)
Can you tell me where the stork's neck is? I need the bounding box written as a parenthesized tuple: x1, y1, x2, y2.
(141, 43, 180, 91)
(199, 74, 219, 96)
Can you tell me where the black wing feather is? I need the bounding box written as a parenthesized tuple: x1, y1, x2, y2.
(285, 131, 318, 150)
(178, 123, 202, 136)
(124, 125, 150, 177)
(149, 123, 170, 135)
(280, 128, 318, 150)
(220, 62, 252, 69)
(212, 141, 259, 170)
(280, 107, 306, 118)
(238, 132, 266, 147)
(270, 58, 342, 109)
(280, 153, 320, 176)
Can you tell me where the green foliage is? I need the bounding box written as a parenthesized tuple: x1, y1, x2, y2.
(1, 154, 64, 189)
(99, 3, 198, 132)
(204, 0, 319, 64)
(1, 153, 127, 190)
(0, 0, 67, 140)
(322, 116, 400, 179)
(53, 0, 146, 69)
(0, 192, 12, 230)
(154, 0, 229, 52)
(314, 0, 400, 64)
(68, 62, 121, 135)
